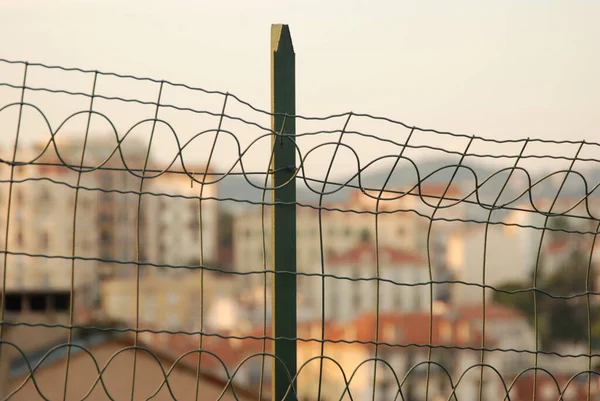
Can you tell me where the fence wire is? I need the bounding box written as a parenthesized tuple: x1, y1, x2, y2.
(0, 58, 600, 401)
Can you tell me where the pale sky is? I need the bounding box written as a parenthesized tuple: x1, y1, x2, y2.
(1, 0, 599, 181)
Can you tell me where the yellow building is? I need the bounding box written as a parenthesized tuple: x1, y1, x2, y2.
(100, 270, 231, 332)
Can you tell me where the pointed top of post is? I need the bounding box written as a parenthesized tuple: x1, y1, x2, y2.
(271, 24, 294, 54)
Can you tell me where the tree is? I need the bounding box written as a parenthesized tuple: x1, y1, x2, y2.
(547, 216, 570, 243)
(536, 245, 594, 348)
(495, 223, 598, 350)
(218, 209, 234, 249)
(493, 281, 535, 322)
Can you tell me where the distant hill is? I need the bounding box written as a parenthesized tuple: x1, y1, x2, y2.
(216, 157, 600, 221)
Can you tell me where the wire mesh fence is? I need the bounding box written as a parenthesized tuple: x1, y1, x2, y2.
(2, 26, 600, 401)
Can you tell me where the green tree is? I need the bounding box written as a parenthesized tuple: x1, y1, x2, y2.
(493, 281, 535, 322)
(537, 245, 594, 348)
(495, 222, 597, 350)
(547, 216, 570, 243)
(218, 209, 234, 249)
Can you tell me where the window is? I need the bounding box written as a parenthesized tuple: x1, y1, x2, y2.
(458, 321, 470, 343)
(100, 230, 112, 246)
(41, 271, 51, 288)
(14, 255, 26, 284)
(145, 295, 156, 322)
(100, 192, 112, 204)
(39, 188, 50, 203)
(80, 196, 92, 210)
(167, 292, 180, 305)
(39, 231, 49, 250)
(441, 321, 452, 342)
(393, 286, 402, 309)
(15, 189, 23, 205)
(168, 312, 180, 328)
(110, 294, 125, 317)
(413, 288, 422, 310)
(158, 199, 166, 213)
(16, 230, 24, 247)
(352, 286, 361, 312)
(99, 173, 112, 188)
(99, 212, 111, 223)
(327, 227, 335, 238)
(384, 324, 397, 343)
(190, 215, 200, 239)
(101, 249, 113, 262)
(328, 282, 338, 319)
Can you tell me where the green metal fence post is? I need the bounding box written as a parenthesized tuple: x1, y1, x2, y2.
(271, 24, 297, 401)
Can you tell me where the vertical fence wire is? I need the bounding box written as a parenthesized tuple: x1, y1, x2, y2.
(131, 80, 164, 400)
(62, 70, 98, 401)
(0, 62, 28, 371)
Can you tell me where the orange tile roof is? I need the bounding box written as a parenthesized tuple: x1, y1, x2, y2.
(339, 312, 481, 347)
(327, 241, 426, 265)
(411, 183, 462, 198)
(455, 304, 526, 320)
(546, 239, 569, 254)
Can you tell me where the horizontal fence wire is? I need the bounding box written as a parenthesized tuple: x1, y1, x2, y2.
(0, 58, 600, 401)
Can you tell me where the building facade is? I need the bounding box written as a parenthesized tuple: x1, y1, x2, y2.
(139, 166, 219, 275)
(100, 270, 230, 332)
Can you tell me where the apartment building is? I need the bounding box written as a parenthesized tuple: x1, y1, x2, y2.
(0, 147, 99, 302)
(447, 198, 600, 307)
(445, 223, 531, 305)
(31, 135, 149, 279)
(300, 241, 431, 321)
(139, 165, 219, 275)
(232, 185, 464, 325)
(100, 270, 231, 332)
(233, 185, 463, 286)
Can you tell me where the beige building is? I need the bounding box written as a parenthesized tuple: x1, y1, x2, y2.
(1, 136, 220, 306)
(233, 185, 463, 319)
(447, 204, 600, 306)
(140, 166, 219, 274)
(0, 147, 100, 303)
(302, 241, 431, 321)
(234, 184, 463, 275)
(100, 270, 232, 332)
(446, 223, 532, 305)
(37, 135, 152, 280)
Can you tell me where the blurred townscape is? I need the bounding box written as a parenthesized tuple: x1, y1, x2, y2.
(1, 135, 600, 400)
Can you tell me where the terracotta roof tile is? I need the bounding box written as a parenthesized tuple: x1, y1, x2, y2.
(456, 304, 526, 320)
(328, 241, 426, 265)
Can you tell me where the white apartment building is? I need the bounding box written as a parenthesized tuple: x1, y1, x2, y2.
(0, 135, 175, 298)
(139, 166, 219, 275)
(304, 241, 431, 321)
(445, 223, 532, 305)
(32, 135, 150, 279)
(0, 147, 100, 304)
(233, 185, 464, 324)
(233, 185, 464, 287)
(503, 195, 600, 273)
